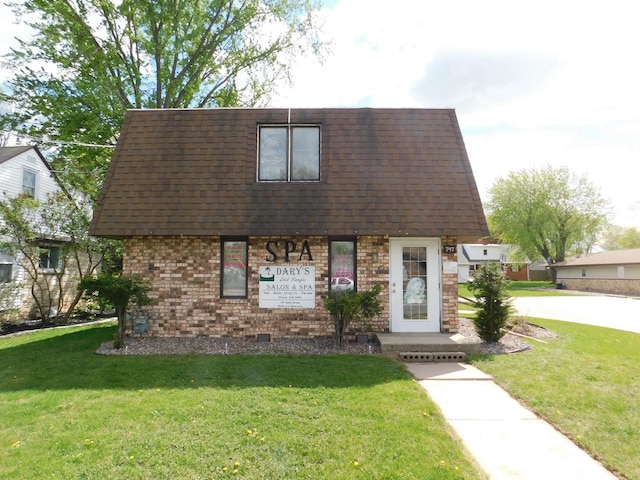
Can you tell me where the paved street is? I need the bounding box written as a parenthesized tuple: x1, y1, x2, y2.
(510, 294, 640, 334)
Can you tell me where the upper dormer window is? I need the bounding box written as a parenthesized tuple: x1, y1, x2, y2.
(258, 125, 320, 181)
(22, 169, 37, 198)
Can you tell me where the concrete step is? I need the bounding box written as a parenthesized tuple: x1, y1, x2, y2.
(376, 333, 480, 356)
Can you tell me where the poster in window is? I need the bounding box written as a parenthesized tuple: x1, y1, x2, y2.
(330, 241, 355, 291)
(223, 241, 247, 297)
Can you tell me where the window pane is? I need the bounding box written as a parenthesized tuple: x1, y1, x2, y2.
(49, 247, 59, 269)
(259, 127, 287, 180)
(0, 264, 12, 283)
(330, 240, 355, 291)
(39, 247, 60, 270)
(291, 127, 320, 181)
(22, 170, 36, 197)
(222, 241, 247, 297)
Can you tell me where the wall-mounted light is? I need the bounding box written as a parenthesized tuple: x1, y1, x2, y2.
(371, 252, 379, 262)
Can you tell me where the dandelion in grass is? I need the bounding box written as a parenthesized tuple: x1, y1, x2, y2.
(353, 461, 361, 467)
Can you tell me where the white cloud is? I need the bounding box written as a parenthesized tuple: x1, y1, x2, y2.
(273, 0, 640, 227)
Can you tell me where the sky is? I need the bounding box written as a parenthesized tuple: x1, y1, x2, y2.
(1, 0, 639, 228)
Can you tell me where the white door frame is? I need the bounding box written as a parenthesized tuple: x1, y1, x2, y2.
(389, 238, 441, 332)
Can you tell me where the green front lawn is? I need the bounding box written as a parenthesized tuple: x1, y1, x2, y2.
(459, 280, 575, 299)
(1, 324, 484, 479)
(470, 319, 640, 480)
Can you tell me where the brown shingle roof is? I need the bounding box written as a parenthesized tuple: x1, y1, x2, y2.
(90, 108, 489, 239)
(556, 249, 640, 267)
(0, 145, 47, 166)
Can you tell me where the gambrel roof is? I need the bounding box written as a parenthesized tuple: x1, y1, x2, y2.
(90, 108, 489, 239)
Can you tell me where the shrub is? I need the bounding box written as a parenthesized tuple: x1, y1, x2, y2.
(79, 274, 151, 348)
(467, 262, 511, 342)
(323, 284, 382, 346)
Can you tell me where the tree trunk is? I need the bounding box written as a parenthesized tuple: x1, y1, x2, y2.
(115, 307, 127, 348)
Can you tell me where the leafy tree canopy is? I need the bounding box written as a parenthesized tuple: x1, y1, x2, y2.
(599, 225, 640, 251)
(1, 0, 325, 197)
(486, 165, 610, 277)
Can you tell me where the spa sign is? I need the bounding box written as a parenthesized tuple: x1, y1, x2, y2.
(259, 266, 316, 309)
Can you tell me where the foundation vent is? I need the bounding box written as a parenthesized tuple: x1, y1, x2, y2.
(400, 352, 466, 362)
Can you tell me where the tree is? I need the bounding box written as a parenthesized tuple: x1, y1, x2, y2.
(467, 262, 511, 343)
(79, 273, 151, 348)
(0, 101, 15, 147)
(486, 165, 610, 281)
(323, 284, 382, 346)
(599, 225, 640, 251)
(1, 0, 325, 197)
(0, 191, 116, 324)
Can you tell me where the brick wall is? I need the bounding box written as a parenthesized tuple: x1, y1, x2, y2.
(124, 235, 459, 338)
(441, 236, 459, 333)
(124, 235, 392, 338)
(562, 278, 640, 296)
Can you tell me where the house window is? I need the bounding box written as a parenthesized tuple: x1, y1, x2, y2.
(221, 239, 248, 298)
(258, 125, 320, 181)
(329, 238, 356, 292)
(581, 267, 586, 277)
(22, 169, 37, 198)
(0, 264, 12, 283)
(39, 246, 60, 270)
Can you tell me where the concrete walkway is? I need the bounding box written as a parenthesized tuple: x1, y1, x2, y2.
(511, 294, 640, 333)
(406, 362, 618, 480)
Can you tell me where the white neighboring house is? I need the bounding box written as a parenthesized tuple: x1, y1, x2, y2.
(555, 248, 640, 295)
(457, 244, 503, 283)
(0, 146, 69, 317)
(457, 244, 546, 283)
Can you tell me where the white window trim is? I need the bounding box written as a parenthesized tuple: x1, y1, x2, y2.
(22, 168, 38, 199)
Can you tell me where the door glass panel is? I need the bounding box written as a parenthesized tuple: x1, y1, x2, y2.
(402, 246, 427, 319)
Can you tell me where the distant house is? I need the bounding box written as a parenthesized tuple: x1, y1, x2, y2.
(0, 146, 77, 318)
(457, 243, 550, 283)
(555, 249, 640, 295)
(457, 244, 503, 283)
(90, 108, 489, 339)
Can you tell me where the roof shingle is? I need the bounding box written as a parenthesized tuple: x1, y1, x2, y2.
(91, 108, 489, 239)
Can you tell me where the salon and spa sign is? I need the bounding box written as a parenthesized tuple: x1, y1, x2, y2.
(259, 266, 316, 308)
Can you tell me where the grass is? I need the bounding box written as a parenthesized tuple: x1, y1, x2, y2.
(469, 318, 640, 480)
(1, 324, 484, 480)
(459, 280, 575, 299)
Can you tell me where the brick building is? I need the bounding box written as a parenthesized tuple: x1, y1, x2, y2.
(90, 108, 488, 339)
(555, 248, 640, 296)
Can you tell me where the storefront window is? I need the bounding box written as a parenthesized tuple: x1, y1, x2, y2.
(329, 239, 356, 292)
(222, 239, 248, 298)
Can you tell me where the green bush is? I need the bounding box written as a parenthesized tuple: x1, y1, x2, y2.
(467, 262, 511, 342)
(79, 274, 151, 348)
(323, 284, 382, 346)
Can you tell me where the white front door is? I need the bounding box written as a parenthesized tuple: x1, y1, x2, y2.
(389, 238, 441, 332)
